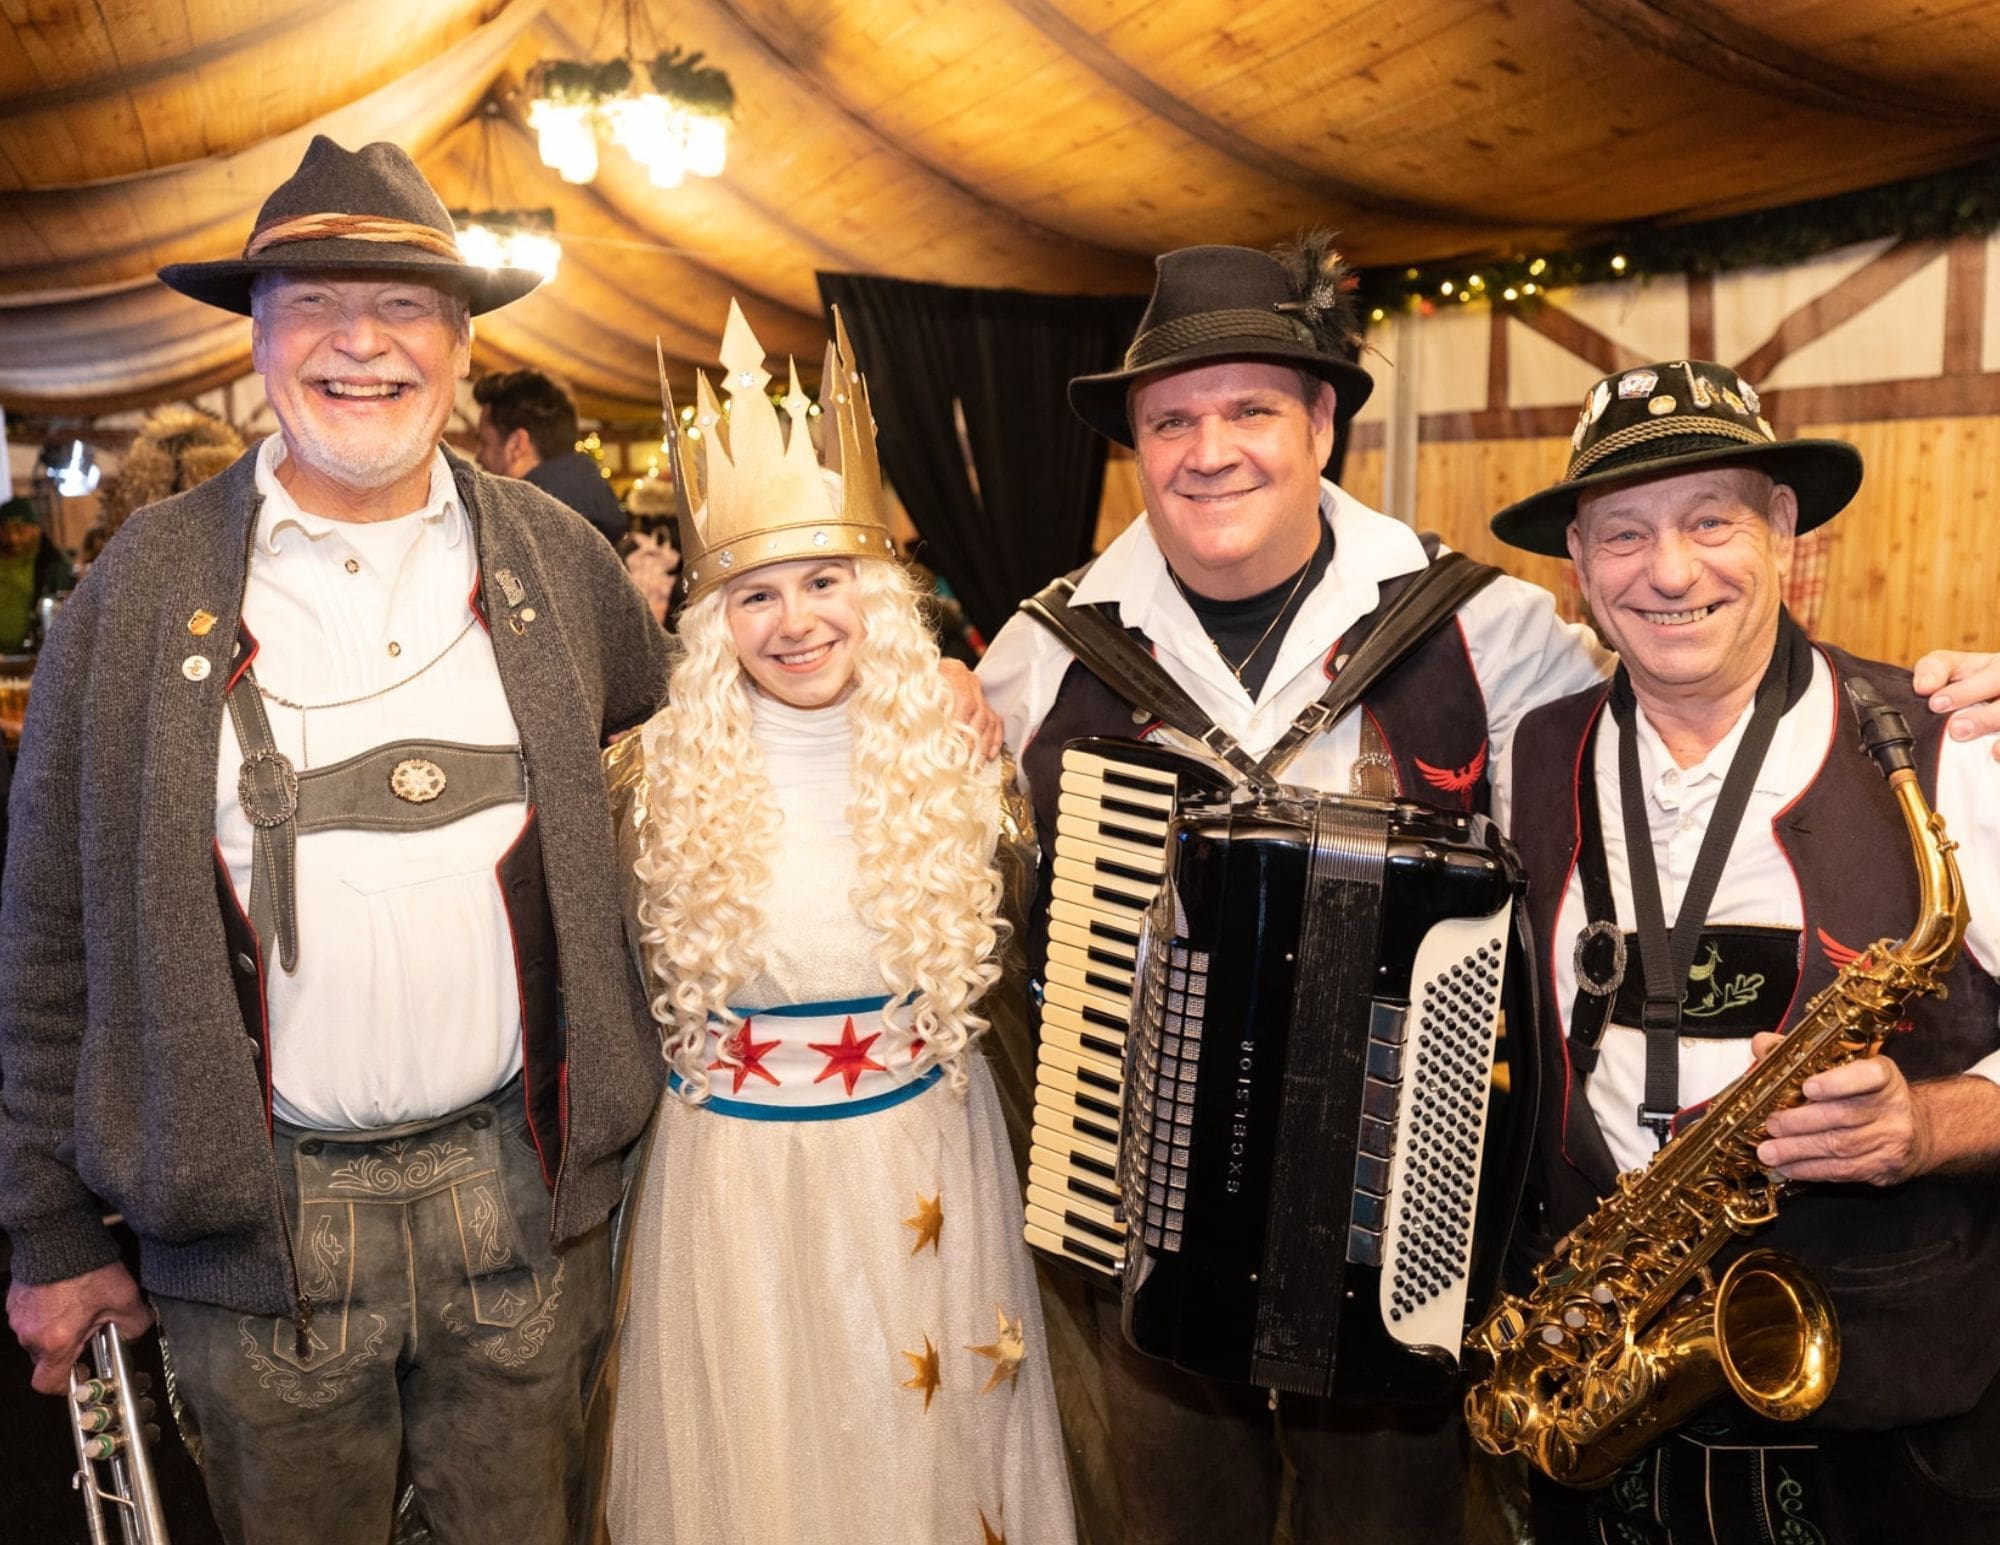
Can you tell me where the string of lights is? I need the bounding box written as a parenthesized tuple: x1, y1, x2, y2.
(1353, 153, 2000, 322)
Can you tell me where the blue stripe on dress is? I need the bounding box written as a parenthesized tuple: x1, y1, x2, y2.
(668, 1065, 943, 1122)
(722, 994, 895, 1020)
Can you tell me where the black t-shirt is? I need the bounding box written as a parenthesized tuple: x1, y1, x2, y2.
(1173, 520, 1333, 699)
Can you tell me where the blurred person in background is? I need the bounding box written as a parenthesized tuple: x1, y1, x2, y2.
(472, 368, 626, 544)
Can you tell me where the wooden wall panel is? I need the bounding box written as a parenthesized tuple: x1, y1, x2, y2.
(1804, 414, 2000, 662)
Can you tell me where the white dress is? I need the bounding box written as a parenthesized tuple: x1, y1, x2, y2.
(607, 692, 1076, 1545)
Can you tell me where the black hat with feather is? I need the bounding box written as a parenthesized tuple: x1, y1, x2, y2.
(1069, 233, 1374, 446)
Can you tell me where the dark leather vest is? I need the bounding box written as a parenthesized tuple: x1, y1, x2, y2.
(1507, 643, 2000, 1431)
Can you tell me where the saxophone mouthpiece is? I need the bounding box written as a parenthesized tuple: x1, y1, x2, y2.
(1844, 676, 1916, 780)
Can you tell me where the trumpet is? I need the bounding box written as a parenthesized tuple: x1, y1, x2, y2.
(67, 1323, 172, 1544)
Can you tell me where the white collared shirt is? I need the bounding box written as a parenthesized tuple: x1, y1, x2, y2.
(1554, 651, 2000, 1173)
(214, 435, 526, 1129)
(977, 478, 1614, 824)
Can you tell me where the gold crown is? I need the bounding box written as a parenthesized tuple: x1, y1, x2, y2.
(662, 301, 896, 600)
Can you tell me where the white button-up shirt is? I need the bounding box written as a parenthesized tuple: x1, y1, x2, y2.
(1553, 651, 2000, 1173)
(978, 479, 1614, 821)
(214, 436, 526, 1129)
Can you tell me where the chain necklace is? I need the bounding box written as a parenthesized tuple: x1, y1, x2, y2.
(255, 610, 480, 766)
(1170, 557, 1315, 685)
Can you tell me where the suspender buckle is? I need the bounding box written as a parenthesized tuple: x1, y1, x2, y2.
(237, 746, 301, 828)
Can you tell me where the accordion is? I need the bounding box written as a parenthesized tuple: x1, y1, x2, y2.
(1024, 738, 1536, 1401)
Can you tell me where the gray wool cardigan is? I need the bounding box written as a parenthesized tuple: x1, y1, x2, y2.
(0, 445, 671, 1315)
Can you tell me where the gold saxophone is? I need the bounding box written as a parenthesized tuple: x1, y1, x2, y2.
(1462, 677, 1969, 1487)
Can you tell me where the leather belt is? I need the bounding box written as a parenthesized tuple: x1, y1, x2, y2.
(225, 667, 526, 973)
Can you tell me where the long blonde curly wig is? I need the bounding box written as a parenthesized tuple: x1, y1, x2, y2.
(632, 557, 1004, 1102)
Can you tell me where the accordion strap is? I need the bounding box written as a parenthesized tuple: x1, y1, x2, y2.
(1019, 578, 1278, 788)
(1261, 550, 1500, 776)
(1021, 548, 1501, 783)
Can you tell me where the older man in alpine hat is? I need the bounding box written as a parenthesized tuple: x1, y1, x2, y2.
(976, 243, 2000, 1542)
(1489, 361, 2000, 1545)
(0, 136, 669, 1544)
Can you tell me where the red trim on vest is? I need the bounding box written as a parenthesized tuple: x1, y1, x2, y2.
(225, 619, 261, 696)
(1768, 646, 1841, 1033)
(1450, 616, 1490, 738)
(212, 838, 275, 1139)
(468, 572, 490, 633)
(497, 805, 555, 1187)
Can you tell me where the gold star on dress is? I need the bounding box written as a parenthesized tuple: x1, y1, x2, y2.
(979, 1509, 1007, 1544)
(901, 1335, 942, 1411)
(903, 1190, 943, 1256)
(966, 1305, 1026, 1394)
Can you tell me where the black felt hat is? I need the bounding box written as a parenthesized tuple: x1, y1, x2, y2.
(1490, 359, 1863, 556)
(1069, 241, 1375, 446)
(157, 136, 542, 317)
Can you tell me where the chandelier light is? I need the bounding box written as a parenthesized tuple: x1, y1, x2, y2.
(527, 4, 734, 190)
(451, 208, 562, 283)
(450, 102, 564, 284)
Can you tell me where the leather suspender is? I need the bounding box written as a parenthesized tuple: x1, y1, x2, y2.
(1021, 549, 1501, 785)
(225, 667, 528, 973)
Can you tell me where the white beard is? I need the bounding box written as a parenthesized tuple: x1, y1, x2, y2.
(285, 408, 439, 492)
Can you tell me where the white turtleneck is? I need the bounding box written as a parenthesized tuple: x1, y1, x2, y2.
(731, 688, 887, 1011)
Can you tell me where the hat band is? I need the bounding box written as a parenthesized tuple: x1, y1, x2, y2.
(1125, 308, 1314, 371)
(244, 213, 462, 262)
(1567, 415, 1773, 481)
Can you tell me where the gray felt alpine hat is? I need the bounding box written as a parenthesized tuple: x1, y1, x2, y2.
(158, 136, 542, 317)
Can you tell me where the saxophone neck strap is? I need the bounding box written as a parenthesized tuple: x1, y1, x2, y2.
(1020, 548, 1502, 788)
(1607, 611, 1814, 1147)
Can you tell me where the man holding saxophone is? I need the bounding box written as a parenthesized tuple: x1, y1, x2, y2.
(1481, 359, 2000, 1544)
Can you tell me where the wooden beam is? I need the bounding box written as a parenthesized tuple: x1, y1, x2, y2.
(1733, 237, 1947, 385)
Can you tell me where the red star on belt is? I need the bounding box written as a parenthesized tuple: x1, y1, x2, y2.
(709, 1021, 780, 1095)
(809, 1016, 887, 1096)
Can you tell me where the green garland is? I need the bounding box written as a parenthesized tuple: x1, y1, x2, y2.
(650, 48, 735, 120)
(529, 51, 735, 117)
(530, 58, 634, 107)
(1354, 154, 2000, 319)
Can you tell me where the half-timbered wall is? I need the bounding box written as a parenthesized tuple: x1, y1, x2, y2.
(1333, 230, 2000, 666)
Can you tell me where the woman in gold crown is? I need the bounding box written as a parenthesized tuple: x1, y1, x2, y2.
(602, 304, 1076, 1544)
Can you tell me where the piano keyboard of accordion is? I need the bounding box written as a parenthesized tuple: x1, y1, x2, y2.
(1024, 737, 1538, 1405)
(1023, 741, 1233, 1280)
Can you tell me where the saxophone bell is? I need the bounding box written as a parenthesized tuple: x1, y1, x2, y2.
(67, 1323, 173, 1545)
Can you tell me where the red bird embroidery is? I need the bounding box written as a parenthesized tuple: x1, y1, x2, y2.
(1415, 741, 1488, 797)
(1817, 928, 1867, 971)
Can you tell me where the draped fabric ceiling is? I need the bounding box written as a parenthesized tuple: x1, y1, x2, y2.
(5, 0, 2000, 418)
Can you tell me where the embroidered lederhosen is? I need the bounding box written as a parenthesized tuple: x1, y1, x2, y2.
(213, 645, 571, 1192)
(1507, 647, 2000, 1538)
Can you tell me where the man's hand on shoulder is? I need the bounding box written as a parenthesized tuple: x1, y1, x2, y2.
(1913, 650, 2000, 754)
(1752, 1032, 2000, 1184)
(6, 1261, 153, 1395)
(940, 659, 1002, 761)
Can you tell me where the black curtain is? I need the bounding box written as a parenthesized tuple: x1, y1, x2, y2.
(816, 273, 1145, 642)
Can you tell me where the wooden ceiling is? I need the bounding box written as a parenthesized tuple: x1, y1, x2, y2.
(5, 0, 1999, 417)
